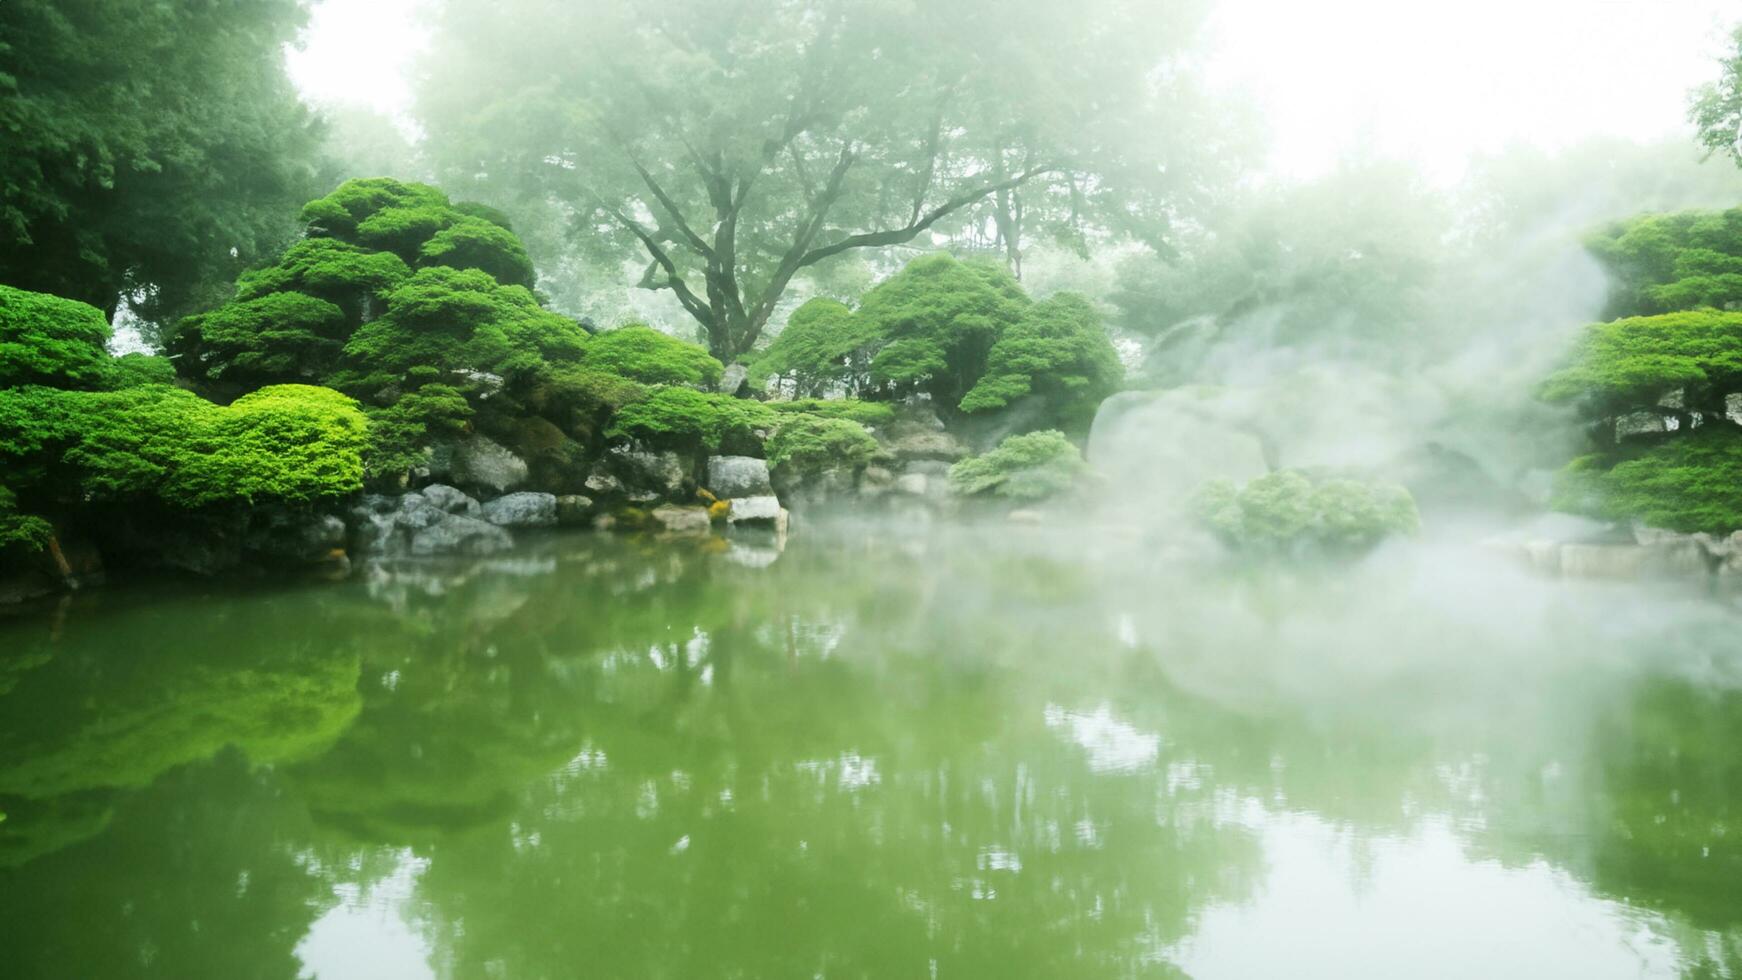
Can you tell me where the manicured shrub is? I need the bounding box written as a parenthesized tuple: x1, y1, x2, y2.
(765, 414, 878, 476)
(766, 398, 895, 426)
(1552, 424, 1742, 535)
(948, 430, 1086, 502)
(580, 324, 722, 387)
(606, 387, 776, 452)
(1190, 470, 1420, 554)
(958, 292, 1123, 435)
(0, 285, 112, 390)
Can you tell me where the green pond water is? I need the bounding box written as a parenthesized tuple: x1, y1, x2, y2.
(1, 522, 1740, 979)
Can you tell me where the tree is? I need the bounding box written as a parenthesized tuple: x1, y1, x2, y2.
(857, 255, 1031, 406)
(1584, 207, 1742, 318)
(417, 0, 1227, 360)
(959, 292, 1124, 435)
(172, 178, 569, 392)
(1691, 25, 1742, 169)
(0, 0, 323, 326)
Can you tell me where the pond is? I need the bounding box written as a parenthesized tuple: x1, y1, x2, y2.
(1, 522, 1739, 979)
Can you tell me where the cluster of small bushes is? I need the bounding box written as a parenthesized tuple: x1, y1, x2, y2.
(1189, 471, 1420, 556)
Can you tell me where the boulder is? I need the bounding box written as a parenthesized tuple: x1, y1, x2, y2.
(420, 483, 481, 516)
(397, 494, 448, 530)
(706, 455, 773, 498)
(882, 420, 968, 462)
(650, 504, 713, 535)
(608, 446, 687, 496)
(555, 494, 595, 526)
(718, 363, 750, 396)
(727, 495, 783, 525)
(451, 434, 530, 495)
(584, 470, 624, 496)
(409, 514, 513, 557)
(481, 492, 558, 528)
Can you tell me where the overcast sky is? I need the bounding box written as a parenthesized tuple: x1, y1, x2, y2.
(287, 0, 1739, 183)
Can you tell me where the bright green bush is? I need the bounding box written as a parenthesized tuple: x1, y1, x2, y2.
(947, 430, 1086, 502)
(0, 384, 368, 508)
(0, 486, 52, 554)
(606, 388, 777, 452)
(860, 254, 1029, 405)
(364, 383, 474, 481)
(1552, 425, 1742, 534)
(338, 267, 588, 388)
(419, 217, 537, 289)
(750, 298, 879, 397)
(1538, 311, 1742, 414)
(580, 324, 722, 387)
(766, 398, 895, 426)
(765, 414, 878, 476)
(1190, 470, 1420, 554)
(173, 291, 348, 387)
(1587, 208, 1742, 318)
(234, 238, 411, 309)
(0, 286, 113, 390)
(958, 292, 1123, 434)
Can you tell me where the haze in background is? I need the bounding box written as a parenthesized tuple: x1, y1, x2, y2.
(286, 0, 1740, 181)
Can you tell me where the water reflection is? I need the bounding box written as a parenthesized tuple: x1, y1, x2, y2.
(0, 524, 1738, 978)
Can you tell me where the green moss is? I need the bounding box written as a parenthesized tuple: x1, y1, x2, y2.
(1190, 470, 1420, 555)
(419, 217, 537, 289)
(765, 414, 878, 476)
(1552, 424, 1742, 534)
(0, 285, 113, 390)
(947, 430, 1086, 502)
(581, 324, 722, 387)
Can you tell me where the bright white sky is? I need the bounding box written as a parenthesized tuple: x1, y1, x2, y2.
(286, 0, 1738, 182)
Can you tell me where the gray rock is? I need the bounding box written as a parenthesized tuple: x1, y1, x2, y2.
(718, 363, 750, 396)
(1615, 410, 1669, 441)
(706, 455, 773, 497)
(609, 446, 686, 495)
(421, 483, 482, 516)
(482, 491, 558, 528)
(727, 495, 783, 525)
(398, 498, 448, 530)
(584, 470, 624, 496)
(555, 494, 595, 526)
(452, 435, 530, 495)
(409, 514, 513, 557)
(651, 504, 713, 535)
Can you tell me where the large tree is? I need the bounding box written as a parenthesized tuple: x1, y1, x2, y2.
(1692, 24, 1742, 170)
(417, 0, 1223, 361)
(0, 0, 323, 327)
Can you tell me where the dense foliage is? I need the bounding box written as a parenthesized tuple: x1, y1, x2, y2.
(958, 293, 1124, 433)
(1692, 26, 1742, 171)
(764, 415, 879, 477)
(1553, 426, 1742, 535)
(947, 431, 1087, 502)
(416, 0, 1229, 359)
(1189, 471, 1420, 555)
(0, 285, 115, 389)
(1585, 207, 1742, 318)
(754, 255, 1119, 437)
(1543, 202, 1742, 532)
(0, 0, 322, 325)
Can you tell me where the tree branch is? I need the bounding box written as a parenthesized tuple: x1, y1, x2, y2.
(794, 164, 1056, 270)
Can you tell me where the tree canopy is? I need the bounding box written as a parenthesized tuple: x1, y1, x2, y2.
(416, 0, 1229, 360)
(0, 0, 323, 325)
(1692, 25, 1742, 170)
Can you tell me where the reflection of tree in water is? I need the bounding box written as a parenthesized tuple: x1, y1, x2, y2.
(4, 528, 1742, 977)
(278, 534, 1262, 977)
(0, 586, 372, 977)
